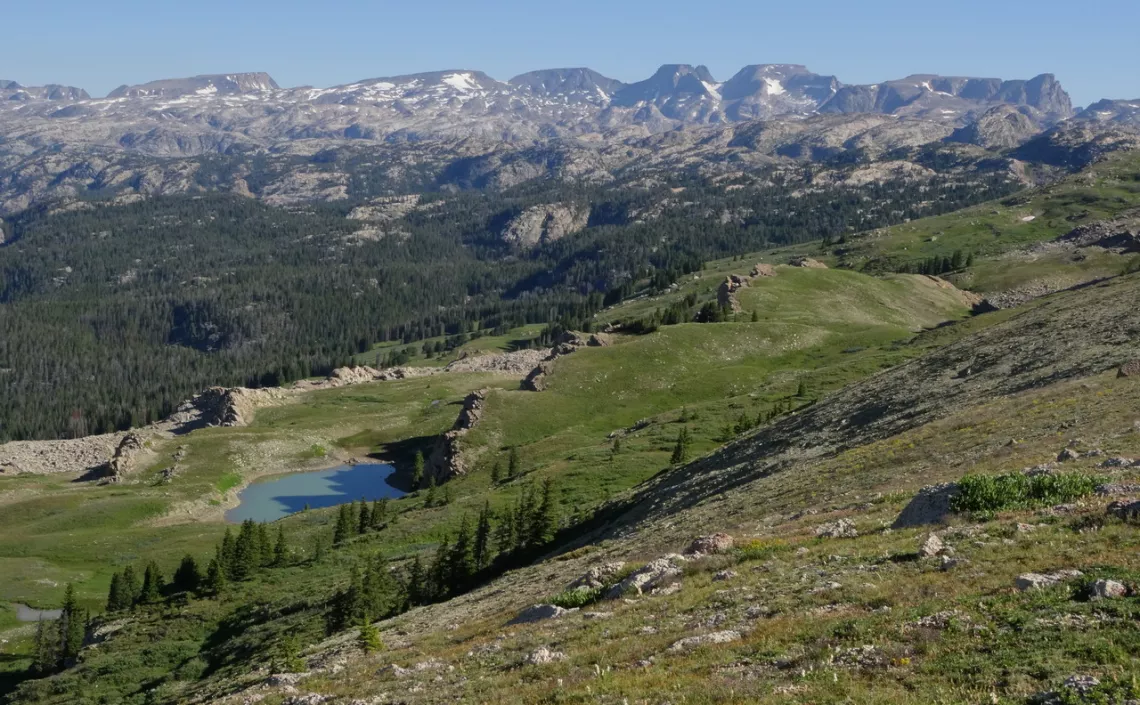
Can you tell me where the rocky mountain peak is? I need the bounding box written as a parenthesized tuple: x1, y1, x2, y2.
(1, 80, 89, 101)
(1075, 98, 1140, 127)
(106, 72, 279, 99)
(509, 68, 626, 99)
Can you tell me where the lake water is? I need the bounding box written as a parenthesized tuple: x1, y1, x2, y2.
(225, 463, 405, 523)
(15, 603, 62, 622)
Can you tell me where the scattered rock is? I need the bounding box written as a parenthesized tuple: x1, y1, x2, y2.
(668, 630, 741, 651)
(523, 646, 567, 665)
(509, 604, 572, 625)
(283, 695, 329, 705)
(940, 556, 968, 571)
(788, 256, 828, 269)
(1057, 447, 1081, 462)
(1107, 498, 1140, 521)
(1090, 578, 1128, 600)
(910, 610, 971, 630)
(751, 263, 777, 277)
(712, 570, 738, 582)
(1100, 457, 1137, 468)
(1119, 360, 1140, 378)
(918, 533, 945, 557)
(684, 533, 735, 556)
(1015, 570, 1084, 591)
(567, 562, 626, 591)
(605, 557, 685, 599)
(581, 611, 613, 620)
(814, 518, 857, 539)
(266, 673, 311, 688)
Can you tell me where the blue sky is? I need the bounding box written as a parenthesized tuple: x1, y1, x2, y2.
(4, 0, 1138, 106)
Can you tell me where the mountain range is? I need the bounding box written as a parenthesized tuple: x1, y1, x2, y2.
(0, 64, 1137, 217)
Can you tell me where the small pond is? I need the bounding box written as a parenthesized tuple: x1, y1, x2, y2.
(15, 603, 62, 622)
(225, 463, 405, 523)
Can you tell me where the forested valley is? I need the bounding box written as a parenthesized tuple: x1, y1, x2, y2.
(0, 160, 1018, 441)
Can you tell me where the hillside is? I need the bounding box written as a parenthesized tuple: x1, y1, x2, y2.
(3, 141, 1140, 704)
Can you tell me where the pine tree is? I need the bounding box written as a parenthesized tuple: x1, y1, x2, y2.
(490, 461, 501, 484)
(404, 556, 427, 608)
(357, 499, 371, 534)
(494, 507, 516, 556)
(138, 562, 164, 604)
(205, 557, 226, 595)
(611, 438, 621, 455)
(330, 564, 364, 632)
(276, 633, 305, 673)
(449, 516, 475, 590)
(106, 572, 125, 612)
(508, 447, 520, 479)
(370, 498, 388, 528)
(530, 478, 558, 547)
(671, 427, 690, 465)
(441, 484, 452, 506)
(273, 525, 289, 566)
(257, 522, 274, 567)
(411, 451, 425, 490)
(473, 502, 493, 570)
(33, 618, 57, 675)
(59, 584, 84, 662)
(363, 553, 396, 619)
(232, 520, 259, 580)
(751, 310, 759, 323)
(424, 475, 437, 507)
(359, 613, 383, 653)
(121, 564, 140, 607)
(429, 536, 451, 601)
(173, 555, 201, 593)
(333, 503, 352, 547)
(797, 378, 808, 397)
(219, 528, 237, 579)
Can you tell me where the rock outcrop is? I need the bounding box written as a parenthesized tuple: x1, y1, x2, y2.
(789, 256, 828, 269)
(1057, 211, 1140, 252)
(104, 432, 148, 481)
(717, 275, 750, 312)
(424, 390, 487, 482)
(500, 204, 590, 248)
(521, 332, 596, 392)
(1118, 360, 1140, 378)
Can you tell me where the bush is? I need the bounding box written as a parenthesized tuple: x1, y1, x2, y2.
(549, 586, 604, 609)
(951, 471, 1102, 513)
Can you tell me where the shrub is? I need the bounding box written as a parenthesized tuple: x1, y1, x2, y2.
(951, 471, 1102, 513)
(549, 586, 604, 609)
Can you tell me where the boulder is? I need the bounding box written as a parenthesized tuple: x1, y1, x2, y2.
(788, 256, 828, 269)
(523, 646, 567, 665)
(1119, 360, 1140, 378)
(1057, 448, 1081, 462)
(1107, 498, 1140, 521)
(1090, 578, 1128, 600)
(751, 263, 777, 277)
(567, 562, 626, 591)
(814, 518, 857, 539)
(712, 570, 739, 582)
(918, 533, 945, 557)
(684, 533, 735, 556)
(509, 604, 571, 625)
(1015, 570, 1084, 591)
(668, 630, 741, 651)
(605, 557, 684, 599)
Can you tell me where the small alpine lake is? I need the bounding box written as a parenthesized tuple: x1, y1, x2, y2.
(225, 463, 405, 523)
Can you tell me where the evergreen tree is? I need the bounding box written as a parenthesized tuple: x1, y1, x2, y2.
(273, 525, 289, 566)
(490, 461, 501, 484)
(172, 555, 202, 593)
(508, 447, 521, 479)
(333, 504, 353, 547)
(359, 613, 383, 653)
(121, 564, 141, 607)
(530, 478, 558, 547)
(404, 556, 427, 608)
(276, 634, 305, 673)
(358, 499, 371, 534)
(441, 484, 452, 506)
(751, 310, 759, 323)
(449, 516, 475, 590)
(219, 528, 237, 579)
(611, 437, 621, 455)
(671, 427, 690, 465)
(330, 564, 364, 632)
(257, 522, 274, 567)
(33, 618, 57, 675)
(797, 378, 808, 397)
(429, 536, 451, 601)
(411, 451, 425, 490)
(494, 507, 516, 556)
(205, 557, 226, 595)
(424, 475, 437, 507)
(138, 562, 165, 604)
(232, 520, 259, 580)
(473, 502, 493, 570)
(59, 584, 84, 662)
(106, 572, 125, 612)
(370, 498, 388, 528)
